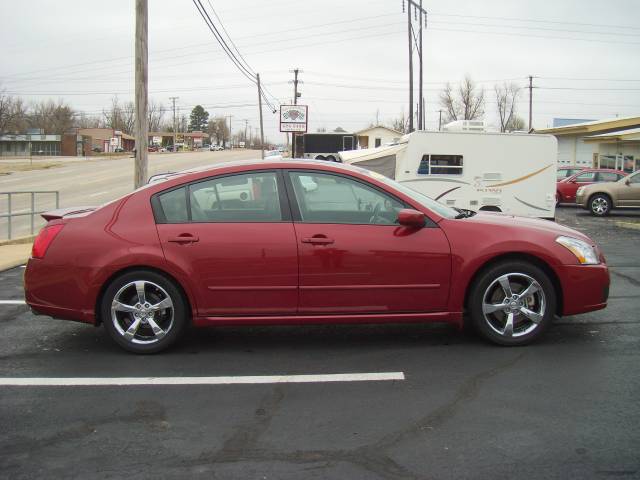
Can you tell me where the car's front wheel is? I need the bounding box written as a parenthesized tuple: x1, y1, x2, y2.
(101, 270, 188, 354)
(468, 261, 556, 346)
(589, 194, 611, 216)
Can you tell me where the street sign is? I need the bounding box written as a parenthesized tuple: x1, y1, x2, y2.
(280, 105, 308, 133)
(109, 137, 118, 147)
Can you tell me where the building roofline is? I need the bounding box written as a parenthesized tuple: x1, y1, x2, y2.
(535, 116, 640, 135)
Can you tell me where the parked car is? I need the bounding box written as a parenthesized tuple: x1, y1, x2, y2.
(576, 169, 640, 216)
(114, 147, 125, 153)
(210, 144, 224, 151)
(557, 166, 586, 180)
(24, 160, 609, 353)
(556, 169, 626, 205)
(148, 145, 159, 153)
(91, 146, 102, 153)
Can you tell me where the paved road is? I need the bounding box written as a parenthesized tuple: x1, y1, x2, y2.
(0, 209, 639, 479)
(0, 150, 258, 239)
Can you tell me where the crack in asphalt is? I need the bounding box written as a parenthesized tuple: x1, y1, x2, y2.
(610, 270, 640, 288)
(166, 353, 526, 479)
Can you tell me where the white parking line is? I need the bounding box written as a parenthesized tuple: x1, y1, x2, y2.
(0, 300, 26, 305)
(88, 190, 110, 198)
(0, 372, 405, 386)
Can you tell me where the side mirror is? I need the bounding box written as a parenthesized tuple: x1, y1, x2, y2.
(397, 208, 426, 228)
(625, 178, 631, 186)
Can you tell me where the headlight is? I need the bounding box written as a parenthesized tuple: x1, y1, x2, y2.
(576, 186, 586, 196)
(555, 236, 599, 265)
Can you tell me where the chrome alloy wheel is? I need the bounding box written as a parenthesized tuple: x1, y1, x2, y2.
(481, 273, 546, 338)
(110, 280, 174, 345)
(591, 197, 608, 215)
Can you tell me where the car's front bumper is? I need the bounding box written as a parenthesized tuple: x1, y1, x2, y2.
(575, 192, 588, 208)
(557, 263, 610, 316)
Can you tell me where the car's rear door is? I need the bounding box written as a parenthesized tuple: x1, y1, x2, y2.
(154, 170, 298, 316)
(285, 170, 451, 315)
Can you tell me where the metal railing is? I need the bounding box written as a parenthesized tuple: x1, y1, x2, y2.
(0, 191, 60, 240)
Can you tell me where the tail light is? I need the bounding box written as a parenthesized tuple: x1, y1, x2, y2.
(32, 224, 64, 259)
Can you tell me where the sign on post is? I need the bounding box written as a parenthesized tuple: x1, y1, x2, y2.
(280, 105, 308, 133)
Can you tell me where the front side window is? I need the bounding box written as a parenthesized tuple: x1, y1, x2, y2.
(417, 154, 463, 175)
(289, 172, 404, 225)
(597, 172, 620, 183)
(629, 172, 640, 184)
(189, 172, 282, 222)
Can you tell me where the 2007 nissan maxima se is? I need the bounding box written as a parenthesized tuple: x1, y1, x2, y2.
(24, 160, 610, 353)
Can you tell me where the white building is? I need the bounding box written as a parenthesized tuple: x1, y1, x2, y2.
(355, 126, 403, 149)
(536, 116, 640, 173)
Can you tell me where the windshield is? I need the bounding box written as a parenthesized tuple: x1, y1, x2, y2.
(359, 169, 459, 219)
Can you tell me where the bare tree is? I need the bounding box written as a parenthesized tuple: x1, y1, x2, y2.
(29, 99, 75, 134)
(439, 76, 485, 123)
(147, 100, 165, 132)
(102, 97, 135, 134)
(494, 82, 522, 132)
(0, 91, 28, 133)
(207, 116, 229, 146)
(388, 110, 408, 133)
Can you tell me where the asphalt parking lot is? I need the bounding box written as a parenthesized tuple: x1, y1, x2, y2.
(1, 208, 639, 479)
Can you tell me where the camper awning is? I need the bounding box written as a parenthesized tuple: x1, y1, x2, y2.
(339, 144, 407, 180)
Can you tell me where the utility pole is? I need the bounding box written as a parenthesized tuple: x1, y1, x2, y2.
(134, 0, 148, 188)
(438, 109, 443, 131)
(169, 96, 178, 144)
(289, 68, 302, 157)
(407, 3, 413, 133)
(226, 115, 233, 148)
(528, 75, 534, 132)
(403, 1, 427, 132)
(257, 73, 265, 159)
(243, 118, 249, 146)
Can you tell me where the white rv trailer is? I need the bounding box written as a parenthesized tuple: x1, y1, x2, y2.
(338, 131, 558, 219)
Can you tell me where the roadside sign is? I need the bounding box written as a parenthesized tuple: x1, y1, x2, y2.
(109, 137, 118, 147)
(280, 105, 308, 133)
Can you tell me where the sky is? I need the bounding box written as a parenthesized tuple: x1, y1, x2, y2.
(1, 0, 639, 143)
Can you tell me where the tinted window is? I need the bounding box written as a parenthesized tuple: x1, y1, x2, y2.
(289, 172, 404, 225)
(158, 187, 188, 223)
(189, 172, 282, 222)
(597, 172, 620, 182)
(417, 154, 463, 175)
(575, 172, 596, 182)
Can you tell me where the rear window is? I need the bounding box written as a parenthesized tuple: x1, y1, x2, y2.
(158, 187, 188, 222)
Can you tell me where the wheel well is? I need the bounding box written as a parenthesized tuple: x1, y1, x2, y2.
(463, 253, 564, 316)
(478, 206, 502, 212)
(94, 266, 192, 326)
(588, 191, 611, 206)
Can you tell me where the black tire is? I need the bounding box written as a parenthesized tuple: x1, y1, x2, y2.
(589, 193, 611, 217)
(315, 155, 326, 161)
(325, 155, 337, 162)
(468, 260, 556, 346)
(101, 270, 188, 354)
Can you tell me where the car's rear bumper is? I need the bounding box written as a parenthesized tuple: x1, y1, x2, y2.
(557, 263, 610, 316)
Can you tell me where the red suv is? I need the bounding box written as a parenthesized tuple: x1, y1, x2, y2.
(24, 160, 610, 353)
(557, 168, 626, 205)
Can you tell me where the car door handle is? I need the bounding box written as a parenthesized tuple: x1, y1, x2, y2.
(168, 234, 199, 243)
(301, 236, 334, 245)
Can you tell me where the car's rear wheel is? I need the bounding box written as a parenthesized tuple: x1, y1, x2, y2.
(101, 270, 188, 354)
(468, 261, 556, 346)
(589, 194, 611, 216)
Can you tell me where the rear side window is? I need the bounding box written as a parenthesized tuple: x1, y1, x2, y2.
(597, 172, 620, 182)
(158, 187, 188, 223)
(189, 172, 282, 222)
(417, 154, 463, 175)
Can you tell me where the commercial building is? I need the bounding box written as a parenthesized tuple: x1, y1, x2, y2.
(536, 116, 640, 173)
(77, 128, 135, 153)
(149, 131, 210, 149)
(0, 130, 61, 157)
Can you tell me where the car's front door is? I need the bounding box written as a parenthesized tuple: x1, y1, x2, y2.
(155, 170, 298, 316)
(285, 170, 451, 315)
(617, 172, 640, 206)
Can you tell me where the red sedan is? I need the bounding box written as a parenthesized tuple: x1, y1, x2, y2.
(557, 168, 626, 205)
(25, 160, 610, 353)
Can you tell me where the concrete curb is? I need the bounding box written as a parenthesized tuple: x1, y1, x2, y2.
(0, 243, 31, 272)
(615, 221, 640, 231)
(0, 235, 37, 247)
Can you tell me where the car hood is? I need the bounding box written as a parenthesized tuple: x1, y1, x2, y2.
(454, 211, 594, 244)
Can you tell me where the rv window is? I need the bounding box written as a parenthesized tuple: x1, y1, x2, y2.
(417, 155, 463, 175)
